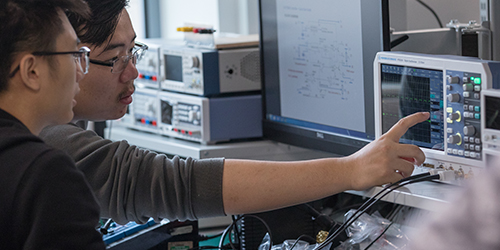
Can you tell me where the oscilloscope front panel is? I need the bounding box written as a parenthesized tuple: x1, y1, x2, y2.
(374, 51, 500, 179)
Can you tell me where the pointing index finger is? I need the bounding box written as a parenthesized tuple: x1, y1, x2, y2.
(384, 112, 430, 141)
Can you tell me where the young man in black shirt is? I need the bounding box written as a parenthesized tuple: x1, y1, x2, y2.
(0, 0, 105, 248)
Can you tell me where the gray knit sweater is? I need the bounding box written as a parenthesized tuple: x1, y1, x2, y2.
(40, 123, 226, 224)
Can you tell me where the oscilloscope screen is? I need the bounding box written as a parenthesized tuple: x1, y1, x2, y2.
(381, 64, 444, 150)
(486, 96, 500, 130)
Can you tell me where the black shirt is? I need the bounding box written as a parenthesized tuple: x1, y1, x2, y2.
(0, 109, 105, 249)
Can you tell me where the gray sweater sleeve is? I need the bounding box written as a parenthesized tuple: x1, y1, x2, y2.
(39, 123, 226, 224)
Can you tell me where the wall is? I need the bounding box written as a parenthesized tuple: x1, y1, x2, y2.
(390, 0, 480, 31)
(127, 0, 146, 39)
(129, 0, 482, 39)
(160, 0, 220, 40)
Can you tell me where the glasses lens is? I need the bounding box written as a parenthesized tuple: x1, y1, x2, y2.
(135, 45, 147, 62)
(78, 47, 90, 74)
(75, 57, 84, 73)
(111, 56, 129, 74)
(110, 44, 148, 74)
(79, 56, 88, 74)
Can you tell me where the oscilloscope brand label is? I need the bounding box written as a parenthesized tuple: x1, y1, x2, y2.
(379, 56, 425, 65)
(379, 56, 396, 61)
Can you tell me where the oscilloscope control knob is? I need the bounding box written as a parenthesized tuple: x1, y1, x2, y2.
(463, 83, 474, 91)
(463, 125, 476, 136)
(447, 93, 461, 103)
(190, 56, 200, 68)
(447, 134, 462, 145)
(188, 110, 199, 121)
(449, 112, 460, 121)
(447, 75, 460, 84)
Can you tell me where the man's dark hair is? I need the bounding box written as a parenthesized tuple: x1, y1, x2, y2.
(67, 0, 129, 47)
(0, 0, 90, 93)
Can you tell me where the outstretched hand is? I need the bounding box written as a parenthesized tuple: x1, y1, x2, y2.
(346, 112, 430, 190)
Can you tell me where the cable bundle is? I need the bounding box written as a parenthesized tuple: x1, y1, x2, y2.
(313, 172, 443, 250)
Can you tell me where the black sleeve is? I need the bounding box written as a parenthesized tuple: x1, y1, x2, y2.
(12, 149, 105, 250)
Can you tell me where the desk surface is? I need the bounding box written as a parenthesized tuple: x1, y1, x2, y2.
(105, 126, 458, 211)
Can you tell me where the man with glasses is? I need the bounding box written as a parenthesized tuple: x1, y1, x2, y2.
(0, 0, 105, 248)
(41, 0, 429, 226)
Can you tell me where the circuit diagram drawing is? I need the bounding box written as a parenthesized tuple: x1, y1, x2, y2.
(289, 19, 356, 101)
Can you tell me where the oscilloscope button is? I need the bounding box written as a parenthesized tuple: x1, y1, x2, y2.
(463, 92, 470, 98)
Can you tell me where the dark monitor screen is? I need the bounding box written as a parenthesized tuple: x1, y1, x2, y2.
(259, 0, 390, 156)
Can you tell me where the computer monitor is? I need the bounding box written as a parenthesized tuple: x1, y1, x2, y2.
(259, 0, 390, 156)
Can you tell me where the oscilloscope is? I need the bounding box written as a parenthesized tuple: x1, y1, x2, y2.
(374, 51, 500, 183)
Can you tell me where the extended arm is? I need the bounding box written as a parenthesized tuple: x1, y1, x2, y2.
(40, 112, 428, 223)
(222, 112, 429, 215)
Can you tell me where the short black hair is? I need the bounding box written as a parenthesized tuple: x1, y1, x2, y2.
(67, 0, 129, 47)
(0, 0, 90, 93)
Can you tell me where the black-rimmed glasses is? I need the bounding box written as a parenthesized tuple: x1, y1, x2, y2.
(89, 42, 148, 74)
(8, 46, 91, 78)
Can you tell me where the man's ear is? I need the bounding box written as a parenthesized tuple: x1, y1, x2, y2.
(19, 55, 42, 92)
